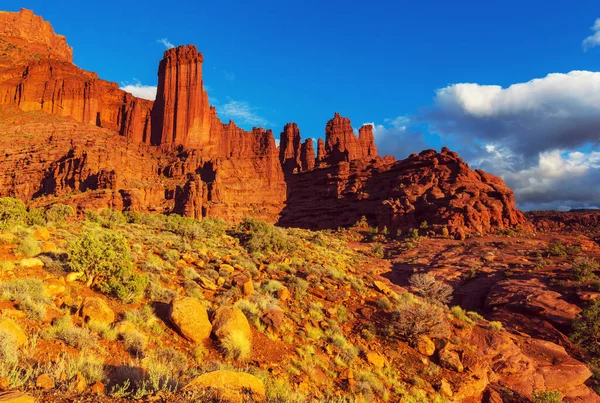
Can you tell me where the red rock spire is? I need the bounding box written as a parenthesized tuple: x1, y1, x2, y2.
(151, 45, 212, 147)
(279, 123, 301, 171)
(324, 112, 377, 163)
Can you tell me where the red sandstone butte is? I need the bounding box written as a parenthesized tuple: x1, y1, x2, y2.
(324, 112, 377, 163)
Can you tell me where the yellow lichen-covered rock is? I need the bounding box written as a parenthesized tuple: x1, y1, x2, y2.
(0, 318, 27, 347)
(170, 297, 212, 343)
(183, 370, 265, 402)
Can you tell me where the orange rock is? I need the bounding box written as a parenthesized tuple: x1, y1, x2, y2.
(35, 374, 54, 390)
(90, 381, 105, 395)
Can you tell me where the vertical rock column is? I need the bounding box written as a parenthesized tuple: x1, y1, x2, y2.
(151, 45, 212, 147)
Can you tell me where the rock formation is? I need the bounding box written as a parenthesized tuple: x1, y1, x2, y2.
(279, 148, 528, 239)
(279, 123, 301, 172)
(151, 45, 211, 148)
(323, 112, 377, 164)
(0, 8, 526, 238)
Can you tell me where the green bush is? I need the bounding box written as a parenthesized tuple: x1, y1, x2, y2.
(571, 299, 600, 355)
(17, 236, 41, 258)
(68, 229, 147, 301)
(44, 316, 97, 349)
(0, 198, 28, 229)
(237, 217, 298, 255)
(45, 204, 75, 224)
(68, 229, 132, 287)
(532, 389, 562, 403)
(571, 257, 599, 282)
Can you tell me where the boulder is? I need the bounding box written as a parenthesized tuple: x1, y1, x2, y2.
(439, 346, 463, 372)
(212, 306, 252, 344)
(366, 351, 386, 368)
(183, 370, 265, 402)
(170, 297, 212, 343)
(0, 318, 27, 347)
(416, 335, 436, 356)
(19, 258, 44, 269)
(35, 374, 54, 390)
(0, 391, 36, 403)
(79, 297, 115, 324)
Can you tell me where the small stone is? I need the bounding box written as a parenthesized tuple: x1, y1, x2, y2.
(366, 351, 386, 368)
(35, 374, 54, 390)
(242, 280, 254, 297)
(0, 377, 9, 390)
(373, 280, 397, 298)
(33, 227, 50, 241)
(0, 391, 36, 402)
(220, 264, 235, 274)
(438, 378, 453, 397)
(44, 278, 65, 298)
(183, 370, 265, 402)
(198, 276, 217, 290)
(69, 373, 86, 393)
(65, 272, 82, 283)
(170, 297, 212, 343)
(416, 335, 436, 356)
(90, 381, 105, 395)
(0, 309, 26, 320)
(277, 287, 291, 302)
(19, 258, 44, 269)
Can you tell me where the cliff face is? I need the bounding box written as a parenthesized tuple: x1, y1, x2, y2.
(0, 9, 153, 144)
(279, 148, 528, 239)
(0, 8, 72, 66)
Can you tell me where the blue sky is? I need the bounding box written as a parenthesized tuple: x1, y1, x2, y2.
(3, 1, 600, 210)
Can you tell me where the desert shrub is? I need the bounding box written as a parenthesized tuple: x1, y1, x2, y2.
(327, 329, 358, 363)
(571, 257, 599, 282)
(100, 208, 127, 228)
(146, 348, 188, 374)
(163, 214, 227, 240)
(124, 305, 163, 335)
(162, 249, 179, 264)
(141, 253, 164, 273)
(407, 228, 420, 242)
(237, 217, 298, 254)
(262, 280, 284, 294)
(450, 306, 474, 325)
(147, 281, 176, 303)
(221, 331, 251, 361)
(68, 229, 147, 302)
(355, 371, 386, 400)
(48, 352, 105, 384)
(488, 321, 503, 331)
(0, 278, 49, 320)
(532, 389, 562, 403)
(87, 320, 117, 341)
(68, 229, 132, 287)
(45, 204, 74, 224)
(44, 316, 97, 348)
(0, 198, 28, 229)
(26, 207, 46, 226)
(571, 299, 600, 355)
(17, 235, 41, 257)
(0, 329, 18, 366)
(121, 329, 147, 356)
(234, 299, 261, 324)
(408, 273, 453, 304)
(547, 241, 567, 257)
(376, 296, 393, 311)
(394, 301, 448, 343)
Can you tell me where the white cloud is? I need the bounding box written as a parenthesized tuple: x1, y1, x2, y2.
(365, 116, 428, 159)
(217, 100, 271, 128)
(157, 38, 175, 50)
(583, 18, 600, 51)
(429, 71, 600, 157)
(119, 80, 157, 101)
(426, 71, 600, 210)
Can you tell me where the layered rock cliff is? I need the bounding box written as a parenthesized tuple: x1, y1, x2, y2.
(279, 147, 528, 239)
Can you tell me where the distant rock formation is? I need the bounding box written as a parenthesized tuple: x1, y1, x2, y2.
(324, 112, 377, 164)
(279, 148, 528, 239)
